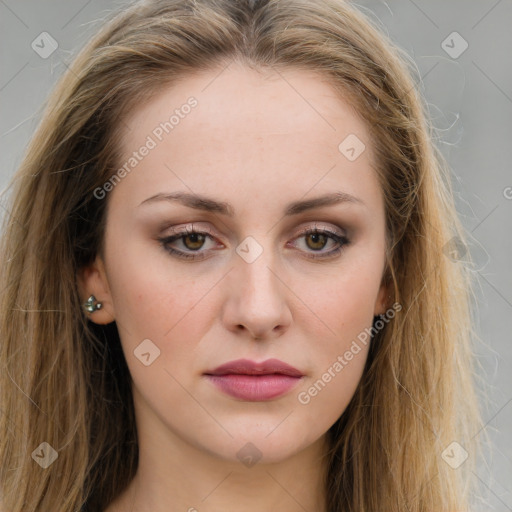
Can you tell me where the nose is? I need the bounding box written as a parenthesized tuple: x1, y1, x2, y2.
(221, 246, 292, 340)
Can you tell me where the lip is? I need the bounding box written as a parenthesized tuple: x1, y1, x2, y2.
(204, 358, 304, 401)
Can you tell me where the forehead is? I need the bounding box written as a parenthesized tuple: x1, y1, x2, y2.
(113, 62, 382, 217)
(121, 62, 369, 150)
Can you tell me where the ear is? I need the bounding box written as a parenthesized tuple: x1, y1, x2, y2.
(76, 255, 116, 325)
(374, 275, 393, 317)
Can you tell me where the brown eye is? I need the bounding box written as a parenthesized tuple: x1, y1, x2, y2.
(182, 233, 206, 250)
(289, 227, 350, 260)
(305, 232, 328, 251)
(158, 227, 220, 261)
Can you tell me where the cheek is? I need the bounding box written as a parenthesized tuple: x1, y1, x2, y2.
(294, 287, 372, 423)
(104, 244, 222, 370)
(296, 345, 369, 425)
(290, 262, 381, 414)
(297, 263, 381, 346)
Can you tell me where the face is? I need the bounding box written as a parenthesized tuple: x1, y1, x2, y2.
(80, 62, 389, 465)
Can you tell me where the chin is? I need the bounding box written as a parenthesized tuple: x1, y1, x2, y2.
(191, 422, 324, 466)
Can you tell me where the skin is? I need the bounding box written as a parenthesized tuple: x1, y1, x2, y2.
(78, 60, 390, 512)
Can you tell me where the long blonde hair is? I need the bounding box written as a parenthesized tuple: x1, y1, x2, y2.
(0, 0, 482, 510)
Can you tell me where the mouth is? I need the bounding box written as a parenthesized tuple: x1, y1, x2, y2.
(203, 358, 304, 401)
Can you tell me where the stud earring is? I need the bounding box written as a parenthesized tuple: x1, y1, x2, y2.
(82, 294, 103, 314)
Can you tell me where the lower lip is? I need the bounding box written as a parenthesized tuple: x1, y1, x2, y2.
(205, 374, 302, 401)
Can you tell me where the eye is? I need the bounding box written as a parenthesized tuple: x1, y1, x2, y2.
(290, 226, 350, 260)
(158, 224, 350, 261)
(158, 225, 219, 261)
(179, 232, 206, 250)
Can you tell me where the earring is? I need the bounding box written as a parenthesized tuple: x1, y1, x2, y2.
(83, 294, 103, 314)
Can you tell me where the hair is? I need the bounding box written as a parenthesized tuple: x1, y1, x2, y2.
(0, 0, 482, 510)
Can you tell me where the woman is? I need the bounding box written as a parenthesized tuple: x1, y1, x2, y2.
(0, 0, 482, 510)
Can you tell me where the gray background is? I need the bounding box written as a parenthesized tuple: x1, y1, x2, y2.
(1, 0, 511, 510)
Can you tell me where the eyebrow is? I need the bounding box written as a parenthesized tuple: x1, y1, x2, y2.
(138, 191, 365, 216)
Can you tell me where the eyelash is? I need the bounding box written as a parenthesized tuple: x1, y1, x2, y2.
(158, 225, 350, 261)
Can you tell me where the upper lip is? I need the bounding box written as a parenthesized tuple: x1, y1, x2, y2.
(204, 358, 304, 377)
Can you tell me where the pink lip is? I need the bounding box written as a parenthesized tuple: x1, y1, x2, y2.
(204, 358, 304, 401)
